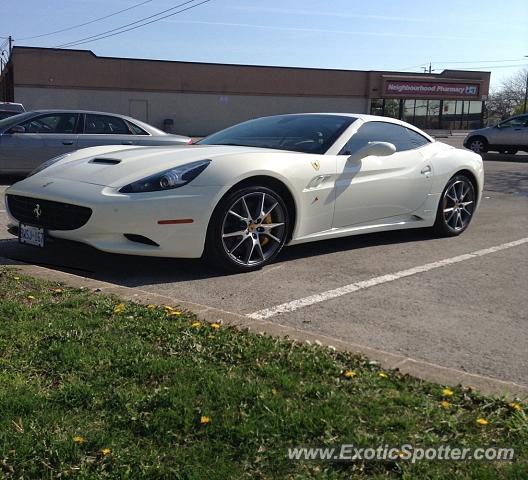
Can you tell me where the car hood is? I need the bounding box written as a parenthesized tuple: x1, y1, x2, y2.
(37, 144, 285, 187)
(466, 126, 494, 137)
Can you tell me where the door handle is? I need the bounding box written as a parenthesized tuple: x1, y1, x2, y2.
(121, 141, 134, 145)
(421, 165, 432, 175)
(62, 141, 74, 145)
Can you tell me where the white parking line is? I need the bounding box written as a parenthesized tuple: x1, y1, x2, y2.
(248, 238, 528, 320)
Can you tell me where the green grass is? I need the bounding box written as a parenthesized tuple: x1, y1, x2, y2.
(0, 267, 526, 479)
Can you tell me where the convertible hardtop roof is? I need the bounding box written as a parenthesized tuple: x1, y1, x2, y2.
(261, 112, 436, 142)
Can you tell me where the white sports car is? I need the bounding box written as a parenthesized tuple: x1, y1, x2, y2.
(5, 113, 483, 272)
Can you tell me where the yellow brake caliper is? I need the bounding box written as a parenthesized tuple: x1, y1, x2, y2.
(260, 214, 272, 246)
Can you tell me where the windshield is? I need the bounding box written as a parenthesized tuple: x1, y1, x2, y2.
(198, 114, 356, 154)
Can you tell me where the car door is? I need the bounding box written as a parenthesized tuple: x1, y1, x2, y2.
(0, 112, 79, 172)
(490, 115, 528, 146)
(333, 121, 433, 228)
(77, 113, 139, 149)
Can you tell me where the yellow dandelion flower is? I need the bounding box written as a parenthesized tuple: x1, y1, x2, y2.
(147, 304, 156, 309)
(442, 388, 454, 397)
(343, 370, 357, 378)
(378, 372, 388, 379)
(101, 448, 111, 456)
(476, 418, 488, 426)
(73, 435, 85, 445)
(271, 388, 278, 395)
(27, 295, 35, 300)
(168, 310, 182, 316)
(200, 415, 210, 425)
(14, 276, 20, 280)
(53, 288, 63, 294)
(191, 321, 201, 328)
(113, 303, 125, 313)
(509, 402, 523, 412)
(211, 322, 221, 329)
(440, 400, 451, 409)
(164, 305, 174, 311)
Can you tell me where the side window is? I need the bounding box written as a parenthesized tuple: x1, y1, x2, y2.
(406, 128, 430, 149)
(340, 121, 415, 154)
(499, 116, 527, 128)
(84, 114, 130, 135)
(125, 120, 149, 135)
(20, 113, 78, 134)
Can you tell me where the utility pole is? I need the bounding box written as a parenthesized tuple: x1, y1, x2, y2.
(523, 55, 528, 113)
(8, 35, 12, 55)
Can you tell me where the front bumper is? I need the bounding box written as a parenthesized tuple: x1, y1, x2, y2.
(5, 176, 222, 258)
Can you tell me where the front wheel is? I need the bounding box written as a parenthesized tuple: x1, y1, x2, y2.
(467, 137, 488, 154)
(433, 175, 476, 237)
(205, 186, 290, 272)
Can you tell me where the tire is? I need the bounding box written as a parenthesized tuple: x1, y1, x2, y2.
(505, 149, 518, 155)
(205, 185, 290, 272)
(467, 136, 488, 154)
(433, 174, 476, 237)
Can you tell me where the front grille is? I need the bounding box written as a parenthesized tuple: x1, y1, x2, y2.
(6, 194, 92, 231)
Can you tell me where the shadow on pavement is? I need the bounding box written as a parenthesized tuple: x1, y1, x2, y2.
(482, 152, 528, 163)
(0, 228, 435, 287)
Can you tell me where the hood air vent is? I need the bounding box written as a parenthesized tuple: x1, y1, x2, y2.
(90, 158, 121, 165)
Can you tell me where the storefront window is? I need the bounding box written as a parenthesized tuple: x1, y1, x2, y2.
(383, 99, 400, 118)
(441, 100, 483, 130)
(370, 98, 483, 130)
(370, 98, 384, 116)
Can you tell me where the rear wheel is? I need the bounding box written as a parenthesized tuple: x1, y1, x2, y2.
(467, 136, 488, 154)
(433, 174, 476, 237)
(205, 186, 290, 272)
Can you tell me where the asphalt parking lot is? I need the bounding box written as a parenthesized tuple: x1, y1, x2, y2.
(1, 138, 527, 389)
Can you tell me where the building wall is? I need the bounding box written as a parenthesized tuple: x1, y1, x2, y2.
(15, 86, 368, 135)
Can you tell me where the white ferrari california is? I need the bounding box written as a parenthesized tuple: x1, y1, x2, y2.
(5, 113, 483, 272)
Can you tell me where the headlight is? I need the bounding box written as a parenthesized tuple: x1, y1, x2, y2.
(119, 160, 211, 193)
(27, 153, 70, 177)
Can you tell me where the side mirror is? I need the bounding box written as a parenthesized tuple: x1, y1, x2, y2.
(8, 125, 25, 134)
(351, 141, 396, 159)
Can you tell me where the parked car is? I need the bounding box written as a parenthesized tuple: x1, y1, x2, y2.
(5, 113, 483, 272)
(0, 110, 191, 174)
(0, 102, 25, 120)
(464, 114, 528, 154)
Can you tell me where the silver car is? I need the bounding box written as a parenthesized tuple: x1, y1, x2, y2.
(0, 110, 191, 174)
(464, 114, 528, 154)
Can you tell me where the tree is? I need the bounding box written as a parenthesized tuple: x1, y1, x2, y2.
(486, 68, 527, 124)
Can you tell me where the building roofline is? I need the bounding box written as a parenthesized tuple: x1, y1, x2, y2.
(12, 45, 490, 77)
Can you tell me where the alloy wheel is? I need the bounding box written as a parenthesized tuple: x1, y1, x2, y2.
(442, 179, 475, 232)
(221, 191, 287, 267)
(469, 139, 485, 154)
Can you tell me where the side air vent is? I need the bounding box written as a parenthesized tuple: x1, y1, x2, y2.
(124, 234, 159, 247)
(90, 158, 121, 165)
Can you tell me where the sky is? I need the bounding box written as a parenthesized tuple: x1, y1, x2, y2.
(1, 0, 527, 89)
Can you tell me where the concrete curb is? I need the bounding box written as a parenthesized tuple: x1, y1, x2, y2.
(3, 257, 527, 400)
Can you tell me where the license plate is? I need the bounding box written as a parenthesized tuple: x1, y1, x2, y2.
(19, 223, 45, 247)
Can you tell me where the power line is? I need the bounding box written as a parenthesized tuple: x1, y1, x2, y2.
(448, 63, 528, 70)
(397, 58, 527, 71)
(16, 0, 154, 41)
(55, 0, 211, 49)
(434, 58, 527, 64)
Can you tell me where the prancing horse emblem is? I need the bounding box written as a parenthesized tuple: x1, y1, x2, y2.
(311, 160, 320, 171)
(34, 204, 42, 219)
